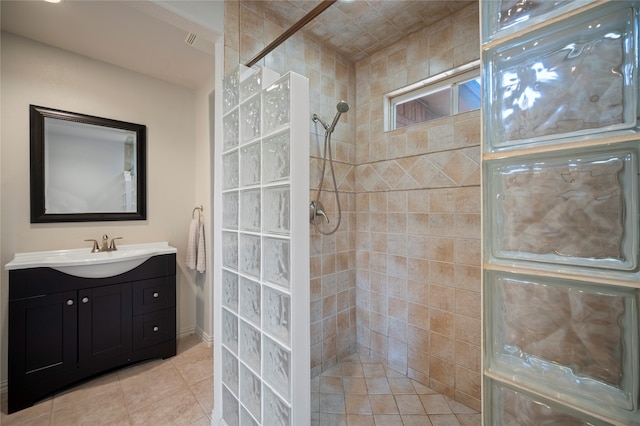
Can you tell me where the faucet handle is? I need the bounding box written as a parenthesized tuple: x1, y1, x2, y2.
(84, 239, 100, 253)
(109, 237, 123, 251)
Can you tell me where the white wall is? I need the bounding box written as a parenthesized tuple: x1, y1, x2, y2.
(0, 32, 205, 388)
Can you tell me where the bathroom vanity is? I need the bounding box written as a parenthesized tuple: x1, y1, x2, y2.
(5, 243, 177, 413)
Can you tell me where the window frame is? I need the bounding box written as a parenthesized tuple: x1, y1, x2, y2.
(385, 60, 481, 131)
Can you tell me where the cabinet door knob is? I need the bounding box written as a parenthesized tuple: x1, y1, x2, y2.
(82, 297, 89, 303)
(153, 292, 159, 298)
(66, 299, 74, 306)
(153, 326, 159, 332)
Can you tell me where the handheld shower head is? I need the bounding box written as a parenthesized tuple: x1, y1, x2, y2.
(336, 101, 350, 113)
(328, 100, 349, 133)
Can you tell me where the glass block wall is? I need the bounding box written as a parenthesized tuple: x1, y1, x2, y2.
(481, 0, 640, 425)
(214, 65, 310, 426)
(481, 1, 640, 424)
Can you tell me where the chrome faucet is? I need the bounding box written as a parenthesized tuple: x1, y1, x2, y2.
(84, 234, 123, 252)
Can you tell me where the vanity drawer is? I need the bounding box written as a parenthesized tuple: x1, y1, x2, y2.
(132, 308, 175, 351)
(132, 277, 175, 315)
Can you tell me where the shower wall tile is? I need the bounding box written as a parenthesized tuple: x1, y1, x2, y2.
(353, 2, 482, 411)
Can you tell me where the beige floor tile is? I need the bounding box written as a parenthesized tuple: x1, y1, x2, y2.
(319, 393, 346, 414)
(345, 394, 372, 414)
(320, 376, 344, 393)
(119, 361, 189, 412)
(342, 362, 365, 377)
(190, 376, 214, 415)
(347, 413, 376, 426)
(403, 414, 434, 426)
(320, 412, 348, 426)
(321, 365, 344, 377)
(456, 413, 482, 426)
(429, 414, 462, 426)
(445, 396, 477, 414)
(365, 377, 391, 394)
(172, 340, 213, 385)
(383, 365, 405, 378)
(420, 394, 453, 414)
(363, 363, 386, 378)
(343, 377, 368, 394)
(187, 415, 213, 426)
(51, 387, 128, 426)
(388, 377, 415, 394)
(396, 394, 426, 415)
(412, 380, 438, 394)
(373, 414, 404, 425)
(1, 396, 52, 426)
(52, 371, 121, 410)
(368, 394, 398, 415)
(129, 388, 206, 426)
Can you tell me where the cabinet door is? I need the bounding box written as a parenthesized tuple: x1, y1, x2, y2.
(9, 290, 78, 376)
(78, 283, 132, 365)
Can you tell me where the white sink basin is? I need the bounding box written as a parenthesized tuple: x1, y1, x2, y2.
(5, 242, 177, 278)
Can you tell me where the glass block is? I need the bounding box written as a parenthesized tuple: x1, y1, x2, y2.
(485, 379, 606, 426)
(263, 383, 291, 426)
(223, 385, 240, 426)
(263, 336, 291, 402)
(263, 186, 290, 235)
(481, 0, 597, 43)
(263, 77, 291, 134)
(240, 142, 261, 187)
(222, 347, 239, 395)
(240, 320, 261, 374)
(263, 131, 290, 182)
(263, 286, 290, 345)
(484, 4, 637, 151)
(240, 97, 261, 143)
(223, 191, 238, 230)
(239, 234, 261, 279)
(240, 69, 262, 101)
(240, 364, 261, 422)
(240, 276, 261, 326)
(223, 151, 239, 190)
(222, 309, 238, 354)
(485, 144, 638, 272)
(263, 237, 290, 288)
(222, 232, 238, 270)
(240, 189, 261, 232)
(240, 407, 259, 426)
(223, 70, 239, 115)
(485, 270, 638, 414)
(223, 110, 239, 152)
(222, 270, 238, 312)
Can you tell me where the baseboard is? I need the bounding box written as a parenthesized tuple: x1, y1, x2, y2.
(178, 325, 213, 347)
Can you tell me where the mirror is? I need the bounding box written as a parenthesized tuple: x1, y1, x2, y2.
(30, 105, 146, 223)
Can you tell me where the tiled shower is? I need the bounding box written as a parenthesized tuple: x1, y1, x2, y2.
(221, 0, 483, 419)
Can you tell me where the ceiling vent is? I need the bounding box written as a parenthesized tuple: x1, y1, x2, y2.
(184, 32, 214, 55)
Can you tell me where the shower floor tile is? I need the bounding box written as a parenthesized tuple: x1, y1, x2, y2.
(312, 354, 480, 426)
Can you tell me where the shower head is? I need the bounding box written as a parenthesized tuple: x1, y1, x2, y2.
(336, 101, 350, 113)
(328, 100, 349, 133)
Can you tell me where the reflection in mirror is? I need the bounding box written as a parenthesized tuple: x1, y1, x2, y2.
(30, 105, 146, 223)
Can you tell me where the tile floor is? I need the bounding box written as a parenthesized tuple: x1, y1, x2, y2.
(1, 335, 213, 426)
(2, 336, 480, 426)
(311, 352, 481, 426)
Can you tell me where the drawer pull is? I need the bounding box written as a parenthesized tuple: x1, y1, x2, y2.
(153, 292, 159, 298)
(82, 297, 89, 304)
(66, 299, 74, 306)
(153, 326, 159, 332)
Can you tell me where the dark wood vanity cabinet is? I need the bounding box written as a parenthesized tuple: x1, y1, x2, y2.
(7, 254, 176, 414)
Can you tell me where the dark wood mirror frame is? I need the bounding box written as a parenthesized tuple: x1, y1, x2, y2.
(30, 105, 147, 223)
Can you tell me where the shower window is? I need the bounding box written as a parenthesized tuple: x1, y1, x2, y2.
(387, 63, 480, 130)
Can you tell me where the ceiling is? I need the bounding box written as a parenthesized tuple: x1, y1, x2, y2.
(0, 0, 222, 89)
(259, 0, 475, 62)
(1, 0, 475, 88)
